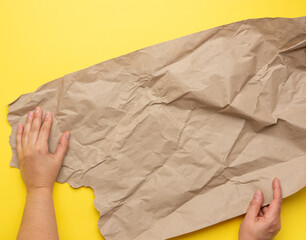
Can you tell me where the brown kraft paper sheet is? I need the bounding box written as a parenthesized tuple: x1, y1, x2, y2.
(7, 17, 306, 240)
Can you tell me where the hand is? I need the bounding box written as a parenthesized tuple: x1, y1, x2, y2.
(16, 107, 70, 193)
(239, 178, 282, 240)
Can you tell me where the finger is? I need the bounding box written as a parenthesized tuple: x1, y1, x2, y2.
(28, 107, 43, 145)
(245, 190, 263, 220)
(267, 178, 282, 217)
(53, 131, 70, 163)
(16, 123, 24, 158)
(22, 111, 34, 148)
(37, 112, 53, 149)
(259, 209, 264, 217)
(262, 205, 269, 214)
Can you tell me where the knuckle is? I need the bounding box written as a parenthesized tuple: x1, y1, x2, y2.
(40, 126, 47, 134)
(35, 145, 42, 153)
(268, 218, 280, 232)
(60, 141, 68, 149)
(43, 118, 52, 126)
(34, 144, 46, 154)
(249, 200, 259, 207)
(271, 218, 278, 226)
(17, 152, 23, 161)
(21, 130, 27, 138)
(32, 122, 39, 130)
(64, 141, 69, 147)
(24, 148, 32, 158)
(44, 117, 51, 122)
(41, 124, 51, 134)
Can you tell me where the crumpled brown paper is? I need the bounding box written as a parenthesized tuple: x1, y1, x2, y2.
(7, 17, 306, 240)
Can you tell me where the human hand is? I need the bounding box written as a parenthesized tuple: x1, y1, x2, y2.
(239, 178, 282, 240)
(16, 107, 70, 194)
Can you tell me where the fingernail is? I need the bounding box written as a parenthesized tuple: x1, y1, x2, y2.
(45, 112, 50, 119)
(254, 190, 260, 200)
(28, 111, 33, 119)
(35, 107, 40, 114)
(65, 132, 70, 140)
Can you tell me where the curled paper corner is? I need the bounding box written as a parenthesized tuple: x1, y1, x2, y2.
(7, 17, 306, 240)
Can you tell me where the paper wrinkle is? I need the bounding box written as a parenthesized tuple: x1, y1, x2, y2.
(7, 17, 306, 240)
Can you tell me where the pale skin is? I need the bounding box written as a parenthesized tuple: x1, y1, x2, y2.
(239, 177, 282, 240)
(16, 107, 282, 240)
(16, 107, 69, 240)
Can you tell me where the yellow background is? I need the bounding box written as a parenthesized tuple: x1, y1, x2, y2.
(0, 0, 305, 239)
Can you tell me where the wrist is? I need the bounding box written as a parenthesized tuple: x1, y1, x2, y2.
(27, 186, 53, 196)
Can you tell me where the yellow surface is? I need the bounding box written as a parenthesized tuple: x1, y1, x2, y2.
(0, 0, 305, 239)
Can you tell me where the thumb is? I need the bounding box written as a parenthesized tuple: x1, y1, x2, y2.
(53, 131, 70, 163)
(246, 190, 263, 220)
